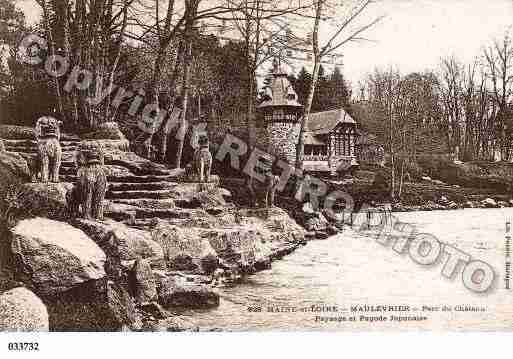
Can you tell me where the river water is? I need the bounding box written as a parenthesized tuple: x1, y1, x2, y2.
(179, 208, 513, 331)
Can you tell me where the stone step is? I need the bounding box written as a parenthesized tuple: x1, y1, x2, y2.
(7, 149, 77, 157)
(59, 167, 76, 175)
(58, 171, 180, 181)
(60, 161, 76, 168)
(106, 206, 193, 221)
(17, 152, 75, 158)
(135, 208, 193, 219)
(6, 146, 77, 153)
(108, 174, 181, 183)
(59, 175, 75, 182)
(106, 159, 174, 177)
(1, 139, 79, 146)
(60, 173, 182, 184)
(108, 181, 175, 192)
(116, 218, 185, 229)
(4, 146, 78, 153)
(110, 198, 175, 209)
(106, 189, 178, 200)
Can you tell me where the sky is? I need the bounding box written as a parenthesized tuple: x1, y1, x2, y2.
(14, 0, 513, 87)
(340, 0, 513, 86)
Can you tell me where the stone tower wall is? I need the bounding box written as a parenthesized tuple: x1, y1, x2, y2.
(265, 122, 300, 165)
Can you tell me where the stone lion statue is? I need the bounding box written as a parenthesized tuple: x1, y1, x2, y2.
(35, 116, 62, 183)
(191, 134, 212, 183)
(248, 157, 279, 208)
(68, 141, 108, 220)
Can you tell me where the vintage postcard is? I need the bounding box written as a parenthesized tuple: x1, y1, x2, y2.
(0, 0, 512, 341)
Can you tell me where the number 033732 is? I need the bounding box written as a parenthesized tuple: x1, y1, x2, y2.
(8, 342, 39, 351)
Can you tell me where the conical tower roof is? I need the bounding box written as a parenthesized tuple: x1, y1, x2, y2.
(258, 60, 303, 110)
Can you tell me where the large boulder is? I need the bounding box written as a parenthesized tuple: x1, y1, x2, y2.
(192, 189, 226, 208)
(0, 125, 34, 140)
(481, 197, 498, 208)
(0, 287, 49, 331)
(172, 187, 225, 209)
(304, 212, 329, 232)
(262, 207, 306, 241)
(157, 275, 219, 309)
(203, 228, 265, 269)
(73, 219, 164, 267)
(439, 195, 450, 205)
(10, 218, 106, 295)
(0, 151, 30, 182)
(0, 152, 31, 226)
(14, 182, 73, 220)
(202, 208, 304, 269)
(150, 222, 218, 272)
(44, 279, 142, 331)
(149, 207, 304, 273)
(81, 122, 129, 151)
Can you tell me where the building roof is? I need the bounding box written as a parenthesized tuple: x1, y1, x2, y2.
(306, 108, 356, 135)
(257, 62, 303, 110)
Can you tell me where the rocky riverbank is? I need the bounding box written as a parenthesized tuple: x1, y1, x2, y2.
(0, 209, 305, 331)
(0, 126, 306, 332)
(318, 165, 513, 215)
(2, 125, 512, 331)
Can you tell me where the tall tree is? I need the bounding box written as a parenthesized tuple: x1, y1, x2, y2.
(296, 0, 382, 169)
(293, 66, 312, 106)
(483, 30, 513, 161)
(175, 0, 200, 168)
(328, 66, 352, 111)
(228, 0, 314, 149)
(31, 0, 137, 129)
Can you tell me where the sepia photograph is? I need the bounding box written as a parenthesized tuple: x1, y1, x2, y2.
(0, 0, 512, 349)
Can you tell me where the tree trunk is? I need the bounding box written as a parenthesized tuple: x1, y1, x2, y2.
(296, 0, 322, 170)
(160, 41, 184, 163)
(389, 110, 396, 201)
(41, 0, 64, 119)
(175, 10, 195, 168)
(175, 46, 191, 168)
(247, 74, 256, 149)
(106, 0, 128, 122)
(296, 58, 320, 170)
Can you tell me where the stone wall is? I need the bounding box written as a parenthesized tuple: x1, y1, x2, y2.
(262, 122, 300, 165)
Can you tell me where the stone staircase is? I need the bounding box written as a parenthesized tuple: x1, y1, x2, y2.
(2, 137, 226, 229)
(3, 138, 80, 181)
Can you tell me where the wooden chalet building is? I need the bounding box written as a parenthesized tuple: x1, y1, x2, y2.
(302, 108, 359, 174)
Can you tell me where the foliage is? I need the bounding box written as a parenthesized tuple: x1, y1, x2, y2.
(288, 65, 352, 113)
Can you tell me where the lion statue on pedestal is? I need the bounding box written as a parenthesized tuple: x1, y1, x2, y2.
(34, 116, 62, 183)
(68, 141, 108, 220)
(191, 134, 212, 184)
(247, 156, 279, 208)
